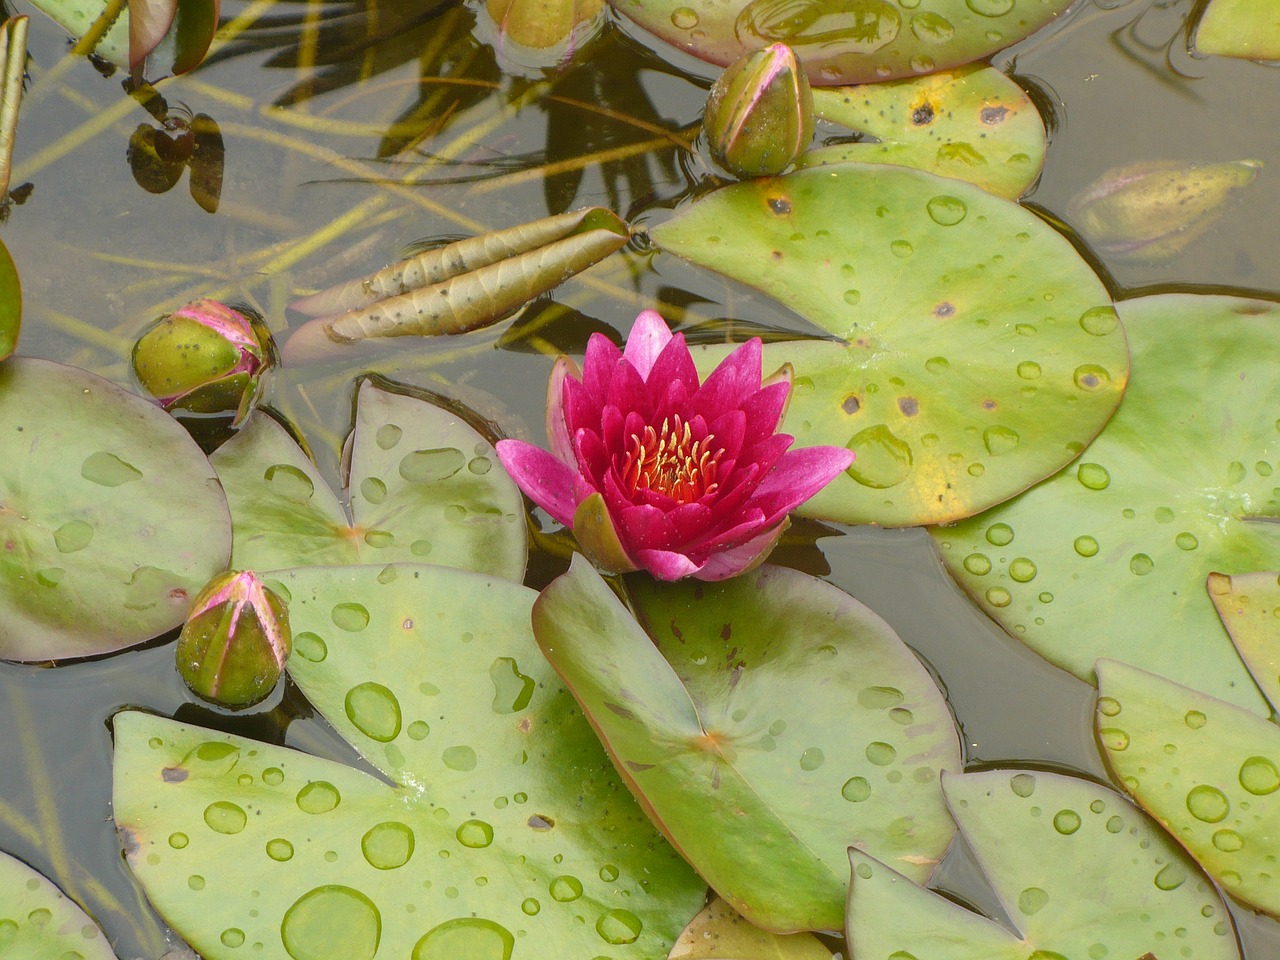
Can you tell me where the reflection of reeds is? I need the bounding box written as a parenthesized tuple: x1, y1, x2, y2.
(0, 15, 28, 202)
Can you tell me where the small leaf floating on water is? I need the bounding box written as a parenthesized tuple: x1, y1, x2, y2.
(0, 16, 29, 205)
(282, 206, 630, 365)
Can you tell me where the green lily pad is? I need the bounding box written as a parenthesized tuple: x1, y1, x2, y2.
(0, 850, 120, 960)
(532, 556, 961, 933)
(669, 897, 833, 960)
(1194, 0, 1280, 61)
(210, 379, 526, 581)
(803, 64, 1046, 199)
(1208, 571, 1280, 713)
(0, 357, 231, 660)
(654, 163, 1125, 526)
(0, 237, 16, 361)
(608, 0, 1074, 86)
(1095, 658, 1280, 917)
(847, 769, 1239, 960)
(113, 563, 707, 960)
(931, 294, 1280, 712)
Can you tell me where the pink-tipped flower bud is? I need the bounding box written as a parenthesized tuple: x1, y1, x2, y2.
(132, 299, 274, 425)
(176, 571, 291, 709)
(702, 43, 814, 179)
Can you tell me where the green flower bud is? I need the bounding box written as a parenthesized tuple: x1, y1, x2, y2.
(132, 299, 274, 425)
(1068, 159, 1261, 262)
(703, 43, 814, 179)
(176, 571, 291, 710)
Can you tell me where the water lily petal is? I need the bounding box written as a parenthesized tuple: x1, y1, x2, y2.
(738, 381, 790, 445)
(691, 338, 764, 416)
(646, 331, 700, 396)
(631, 548, 701, 581)
(752, 445, 856, 520)
(622, 309, 674, 379)
(689, 522, 787, 581)
(495, 439, 580, 525)
(581, 332, 623, 404)
(706, 408, 746, 460)
(740, 432, 794, 480)
(547, 355, 580, 463)
(607, 355, 652, 419)
(573, 428, 611, 486)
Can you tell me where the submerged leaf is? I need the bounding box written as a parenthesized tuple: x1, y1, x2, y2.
(0, 850, 120, 959)
(0, 16, 29, 203)
(113, 563, 706, 960)
(932, 295, 1280, 712)
(654, 163, 1125, 526)
(0, 358, 231, 660)
(210, 380, 526, 581)
(847, 769, 1239, 960)
(609, 0, 1075, 86)
(533, 557, 960, 932)
(283, 208, 630, 363)
(804, 64, 1046, 199)
(1096, 659, 1280, 918)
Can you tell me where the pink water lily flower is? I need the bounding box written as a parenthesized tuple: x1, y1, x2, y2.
(496, 310, 854, 581)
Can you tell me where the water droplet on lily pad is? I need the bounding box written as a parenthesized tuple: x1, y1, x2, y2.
(413, 918, 513, 960)
(964, 553, 992, 575)
(264, 464, 314, 501)
(1185, 710, 1207, 729)
(221, 928, 245, 948)
(595, 909, 642, 945)
(1186, 784, 1229, 823)
(360, 478, 387, 504)
(847, 425, 913, 488)
(1239, 756, 1280, 795)
(1052, 809, 1080, 834)
(521, 898, 540, 916)
(1100, 728, 1129, 751)
(550, 875, 583, 901)
(1010, 773, 1036, 797)
(1078, 305, 1119, 335)
(443, 746, 478, 771)
(283, 885, 381, 960)
(985, 523, 1013, 546)
(866, 741, 896, 765)
(926, 195, 967, 225)
(293, 632, 327, 662)
(1153, 862, 1187, 890)
(489, 657, 535, 714)
(799, 747, 825, 770)
(399, 448, 465, 483)
(1175, 532, 1199, 550)
(345, 682, 402, 742)
(54, 519, 94, 553)
(456, 820, 494, 849)
(1018, 886, 1049, 915)
(203, 801, 247, 835)
(81, 451, 142, 486)
(671, 5, 698, 27)
(331, 603, 370, 632)
(1212, 829, 1243, 852)
(296, 781, 341, 814)
(1074, 535, 1099, 557)
(1017, 361, 1041, 380)
(363, 822, 415, 869)
(1009, 558, 1037, 582)
(983, 426, 1019, 456)
(1097, 696, 1121, 717)
(985, 587, 1011, 607)
(1077, 463, 1110, 490)
(168, 832, 188, 848)
(842, 776, 872, 801)
(266, 839, 294, 861)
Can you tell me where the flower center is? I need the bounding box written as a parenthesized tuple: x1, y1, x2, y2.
(621, 416, 722, 504)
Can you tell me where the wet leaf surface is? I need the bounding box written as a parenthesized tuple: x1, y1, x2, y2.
(609, 0, 1074, 86)
(0, 237, 17, 360)
(804, 64, 1046, 199)
(932, 295, 1280, 712)
(847, 769, 1240, 960)
(113, 563, 706, 960)
(533, 557, 960, 932)
(1208, 571, 1280, 713)
(211, 380, 526, 581)
(0, 849, 120, 959)
(654, 163, 1125, 526)
(1194, 0, 1280, 61)
(0, 358, 231, 660)
(1096, 659, 1280, 918)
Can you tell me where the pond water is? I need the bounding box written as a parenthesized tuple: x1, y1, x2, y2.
(1, 0, 1278, 957)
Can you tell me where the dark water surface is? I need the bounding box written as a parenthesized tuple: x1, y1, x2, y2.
(1, 0, 1278, 956)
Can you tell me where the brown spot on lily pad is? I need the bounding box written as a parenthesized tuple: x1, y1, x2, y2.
(770, 250, 783, 261)
(898, 397, 919, 416)
(933, 302, 956, 319)
(527, 814, 555, 830)
(842, 395, 862, 415)
(982, 399, 997, 410)
(911, 101, 936, 125)
(162, 766, 188, 783)
(767, 196, 792, 216)
(980, 105, 1009, 125)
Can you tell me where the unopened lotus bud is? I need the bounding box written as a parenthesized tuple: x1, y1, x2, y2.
(1068, 159, 1261, 262)
(176, 571, 291, 709)
(703, 43, 813, 179)
(132, 299, 274, 424)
